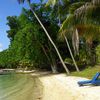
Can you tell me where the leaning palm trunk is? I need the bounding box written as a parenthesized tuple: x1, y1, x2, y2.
(64, 35, 79, 72)
(61, 29, 80, 72)
(28, 3, 70, 74)
(57, 1, 79, 72)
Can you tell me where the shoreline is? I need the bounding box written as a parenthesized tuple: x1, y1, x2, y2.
(31, 72, 100, 100)
(1, 69, 100, 100)
(31, 72, 76, 100)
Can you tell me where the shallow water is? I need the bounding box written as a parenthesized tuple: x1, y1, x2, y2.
(0, 74, 36, 100)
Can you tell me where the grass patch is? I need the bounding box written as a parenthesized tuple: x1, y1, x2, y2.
(70, 65, 100, 79)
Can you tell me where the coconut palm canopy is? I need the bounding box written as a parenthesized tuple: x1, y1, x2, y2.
(59, 0, 100, 44)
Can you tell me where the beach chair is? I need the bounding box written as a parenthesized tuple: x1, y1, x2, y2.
(78, 72, 100, 86)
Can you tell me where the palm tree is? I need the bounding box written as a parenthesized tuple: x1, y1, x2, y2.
(46, 0, 80, 72)
(17, 0, 70, 74)
(60, 0, 100, 46)
(59, 0, 100, 64)
(74, 0, 100, 18)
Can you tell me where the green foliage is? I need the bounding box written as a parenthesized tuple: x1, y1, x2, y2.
(46, 0, 57, 7)
(0, 2, 59, 70)
(78, 49, 87, 64)
(64, 58, 73, 64)
(71, 65, 100, 79)
(96, 45, 100, 64)
(19, 59, 33, 69)
(69, 2, 85, 14)
(0, 0, 100, 72)
(6, 16, 20, 41)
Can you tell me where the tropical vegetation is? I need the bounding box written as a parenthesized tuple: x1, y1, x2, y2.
(0, 0, 100, 74)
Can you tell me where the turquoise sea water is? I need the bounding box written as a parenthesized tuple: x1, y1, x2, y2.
(0, 74, 35, 100)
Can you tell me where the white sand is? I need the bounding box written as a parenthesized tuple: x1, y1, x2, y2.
(32, 72, 100, 100)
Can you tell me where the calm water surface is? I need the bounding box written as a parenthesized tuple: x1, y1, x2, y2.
(0, 74, 35, 100)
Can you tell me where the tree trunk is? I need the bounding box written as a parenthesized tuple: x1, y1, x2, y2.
(64, 35, 80, 72)
(48, 41, 58, 73)
(40, 43, 58, 73)
(57, 2, 79, 72)
(72, 28, 79, 56)
(51, 64, 58, 73)
(50, 57, 58, 73)
(28, 3, 70, 74)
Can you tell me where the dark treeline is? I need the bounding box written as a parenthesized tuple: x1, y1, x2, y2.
(0, 0, 100, 73)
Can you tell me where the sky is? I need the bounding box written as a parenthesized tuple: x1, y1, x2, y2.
(0, 0, 40, 52)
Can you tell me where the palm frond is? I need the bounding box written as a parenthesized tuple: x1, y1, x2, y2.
(76, 24, 100, 42)
(59, 14, 74, 32)
(46, 0, 57, 7)
(69, 2, 85, 14)
(58, 14, 74, 39)
(92, 0, 100, 5)
(74, 0, 100, 19)
(74, 2, 90, 18)
(72, 28, 79, 55)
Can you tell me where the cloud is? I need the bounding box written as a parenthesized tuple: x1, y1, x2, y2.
(0, 48, 3, 52)
(0, 43, 3, 52)
(0, 43, 2, 48)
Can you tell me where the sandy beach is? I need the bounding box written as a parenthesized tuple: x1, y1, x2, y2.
(32, 72, 100, 100)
